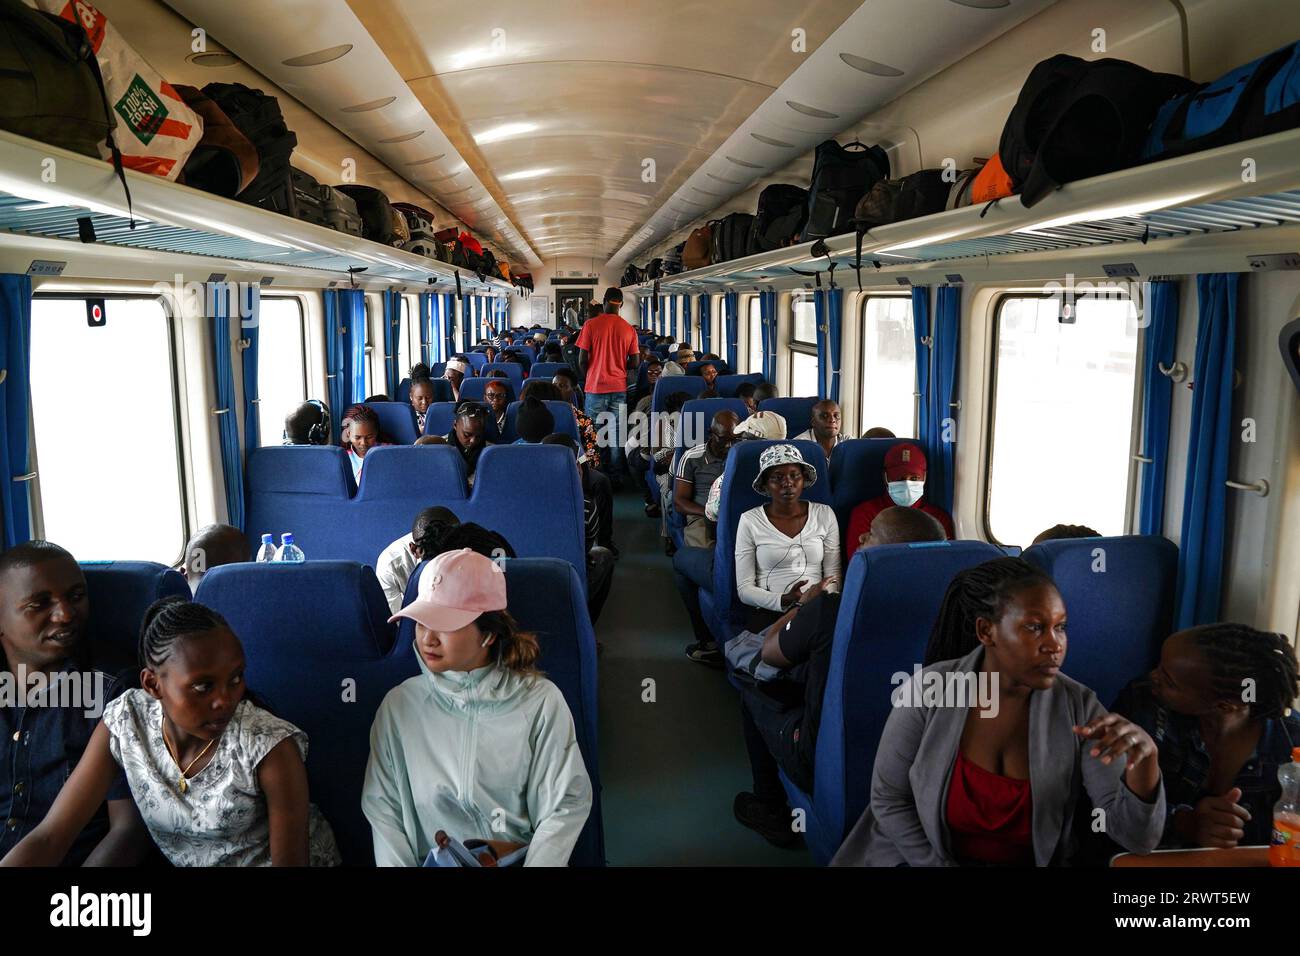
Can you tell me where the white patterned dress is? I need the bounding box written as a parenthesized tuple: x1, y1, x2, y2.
(102, 690, 340, 867)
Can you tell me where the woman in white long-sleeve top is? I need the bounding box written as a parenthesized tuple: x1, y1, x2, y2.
(831, 557, 1164, 866)
(363, 548, 592, 867)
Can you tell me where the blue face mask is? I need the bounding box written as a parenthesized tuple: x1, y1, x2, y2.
(887, 479, 925, 508)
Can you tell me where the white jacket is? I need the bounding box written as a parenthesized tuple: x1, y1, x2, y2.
(362, 650, 592, 867)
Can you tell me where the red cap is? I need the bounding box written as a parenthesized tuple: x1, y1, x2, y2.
(884, 442, 927, 481)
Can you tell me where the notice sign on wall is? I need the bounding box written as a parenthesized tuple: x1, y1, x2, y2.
(531, 296, 551, 328)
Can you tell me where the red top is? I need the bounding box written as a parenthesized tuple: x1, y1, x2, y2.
(575, 313, 639, 394)
(945, 751, 1034, 866)
(844, 493, 954, 551)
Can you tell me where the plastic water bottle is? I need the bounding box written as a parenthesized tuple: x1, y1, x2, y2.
(254, 533, 277, 563)
(1269, 747, 1300, 867)
(275, 533, 306, 563)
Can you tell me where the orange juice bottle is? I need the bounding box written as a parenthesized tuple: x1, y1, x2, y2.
(1270, 747, 1300, 867)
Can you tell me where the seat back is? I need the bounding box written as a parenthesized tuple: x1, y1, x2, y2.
(464, 352, 488, 371)
(758, 397, 818, 438)
(367, 401, 419, 445)
(715, 373, 764, 397)
(396, 378, 453, 405)
(652, 375, 704, 413)
(528, 362, 570, 382)
(678, 399, 749, 448)
(686, 359, 730, 376)
(80, 561, 191, 668)
(194, 561, 399, 865)
(505, 344, 536, 361)
(245, 447, 355, 559)
(457, 377, 516, 405)
(352, 446, 470, 561)
(502, 400, 581, 444)
(480, 363, 525, 390)
(391, 557, 604, 865)
(710, 439, 834, 639)
(1022, 535, 1177, 708)
(828, 438, 914, 546)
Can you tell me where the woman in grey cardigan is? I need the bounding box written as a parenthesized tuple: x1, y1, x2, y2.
(832, 558, 1164, 866)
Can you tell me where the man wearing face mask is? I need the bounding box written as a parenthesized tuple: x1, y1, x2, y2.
(843, 442, 954, 551)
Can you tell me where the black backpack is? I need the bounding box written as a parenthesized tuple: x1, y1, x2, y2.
(800, 140, 890, 242)
(1141, 41, 1300, 163)
(749, 184, 809, 252)
(853, 169, 951, 231)
(202, 82, 298, 204)
(999, 55, 1196, 208)
(715, 212, 756, 262)
(334, 185, 397, 245)
(478, 249, 497, 280)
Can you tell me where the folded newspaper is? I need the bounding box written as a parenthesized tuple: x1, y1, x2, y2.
(423, 831, 528, 868)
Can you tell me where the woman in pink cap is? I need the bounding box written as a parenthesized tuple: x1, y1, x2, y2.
(362, 549, 592, 867)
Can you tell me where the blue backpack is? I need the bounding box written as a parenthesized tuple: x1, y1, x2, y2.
(1141, 41, 1300, 161)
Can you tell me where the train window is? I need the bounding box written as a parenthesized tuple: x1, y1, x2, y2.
(987, 293, 1140, 547)
(257, 296, 307, 447)
(397, 295, 413, 379)
(30, 296, 186, 563)
(791, 293, 817, 346)
(362, 297, 374, 397)
(790, 350, 819, 398)
(747, 296, 762, 373)
(859, 296, 916, 437)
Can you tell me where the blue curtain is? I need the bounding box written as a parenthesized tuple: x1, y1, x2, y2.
(724, 291, 739, 370)
(1175, 273, 1239, 628)
(208, 283, 244, 529)
(1138, 281, 1179, 535)
(441, 294, 455, 360)
(681, 295, 691, 350)
(238, 284, 260, 454)
(826, 287, 844, 404)
(639, 297, 648, 329)
(927, 285, 960, 514)
(382, 290, 400, 398)
(698, 295, 711, 355)
(323, 290, 345, 442)
(911, 285, 931, 447)
(460, 296, 472, 353)
(814, 290, 828, 399)
(760, 287, 777, 382)
(0, 275, 32, 548)
(343, 289, 366, 407)
(418, 293, 434, 364)
(667, 296, 676, 342)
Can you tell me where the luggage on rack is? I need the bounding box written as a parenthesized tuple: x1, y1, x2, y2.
(389, 206, 410, 246)
(749, 184, 809, 252)
(682, 223, 713, 270)
(1141, 40, 1300, 163)
(999, 54, 1197, 208)
(945, 164, 982, 210)
(322, 185, 362, 235)
(203, 81, 297, 205)
(621, 264, 641, 287)
(714, 212, 756, 262)
(800, 139, 890, 241)
(392, 201, 440, 256)
(334, 184, 398, 244)
(257, 164, 361, 234)
(452, 232, 483, 272)
(479, 248, 497, 279)
(853, 169, 952, 231)
(967, 152, 1015, 204)
(174, 84, 258, 198)
(663, 242, 685, 275)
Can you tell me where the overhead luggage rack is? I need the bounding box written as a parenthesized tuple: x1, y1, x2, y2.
(628, 127, 1300, 289)
(0, 130, 512, 292)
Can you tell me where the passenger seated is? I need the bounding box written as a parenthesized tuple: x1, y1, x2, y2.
(542, 434, 616, 628)
(736, 382, 758, 416)
(862, 426, 896, 439)
(375, 506, 462, 615)
(514, 396, 555, 445)
(731, 506, 943, 846)
(444, 401, 490, 486)
(844, 441, 955, 546)
(2, 598, 341, 867)
(550, 368, 601, 469)
(697, 362, 720, 399)
(753, 382, 779, 404)
(632, 357, 663, 412)
(1112, 624, 1299, 849)
(414, 435, 446, 446)
(483, 379, 511, 436)
(341, 404, 383, 483)
(701, 410, 788, 528)
(407, 363, 437, 433)
(179, 523, 248, 591)
(792, 400, 846, 465)
(362, 549, 592, 866)
(1032, 523, 1101, 544)
(443, 357, 470, 402)
(0, 541, 150, 866)
(283, 399, 331, 445)
(832, 558, 1163, 866)
(663, 346, 695, 377)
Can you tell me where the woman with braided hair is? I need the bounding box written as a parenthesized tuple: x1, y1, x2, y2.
(407, 362, 436, 434)
(1, 598, 340, 867)
(1112, 623, 1300, 849)
(833, 557, 1165, 866)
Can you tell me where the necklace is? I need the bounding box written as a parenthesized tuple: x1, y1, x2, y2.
(162, 722, 217, 794)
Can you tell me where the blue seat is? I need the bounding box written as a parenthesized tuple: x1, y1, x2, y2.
(651, 375, 704, 413)
(430, 362, 446, 378)
(392, 557, 604, 865)
(246, 447, 356, 559)
(660, 399, 749, 549)
(480, 363, 525, 390)
(464, 353, 488, 371)
(352, 446, 469, 561)
(457, 378, 516, 405)
(685, 359, 730, 376)
(828, 438, 914, 550)
(80, 560, 191, 667)
(1022, 535, 1177, 708)
(758, 397, 819, 438)
(367, 401, 419, 445)
(421, 401, 460, 438)
(714, 373, 764, 398)
(505, 345, 537, 361)
(501, 400, 581, 444)
(781, 540, 1004, 864)
(396, 378, 452, 406)
(702, 439, 835, 643)
(194, 561, 401, 866)
(528, 362, 571, 382)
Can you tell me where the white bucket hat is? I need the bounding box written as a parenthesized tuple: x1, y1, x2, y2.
(734, 410, 787, 441)
(752, 443, 818, 495)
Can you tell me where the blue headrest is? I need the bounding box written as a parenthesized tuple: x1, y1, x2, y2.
(353, 445, 468, 502)
(396, 378, 411, 404)
(366, 401, 418, 445)
(430, 362, 446, 378)
(829, 438, 915, 543)
(398, 376, 453, 404)
(458, 378, 516, 404)
(528, 362, 570, 382)
(505, 345, 537, 360)
(801, 540, 1004, 863)
(247, 446, 353, 497)
(686, 359, 729, 376)
(679, 399, 749, 447)
(80, 561, 191, 666)
(652, 375, 704, 413)
(1023, 535, 1177, 708)
(464, 352, 488, 369)
(758, 397, 818, 438)
(421, 401, 459, 437)
(194, 560, 400, 865)
(715, 373, 764, 398)
(502, 400, 580, 444)
(393, 557, 604, 865)
(711, 439, 834, 638)
(481, 363, 525, 389)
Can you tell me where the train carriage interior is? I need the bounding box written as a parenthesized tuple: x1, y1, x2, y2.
(1, 0, 1299, 884)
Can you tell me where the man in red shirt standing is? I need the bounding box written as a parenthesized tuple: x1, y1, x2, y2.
(843, 441, 955, 549)
(577, 287, 639, 486)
